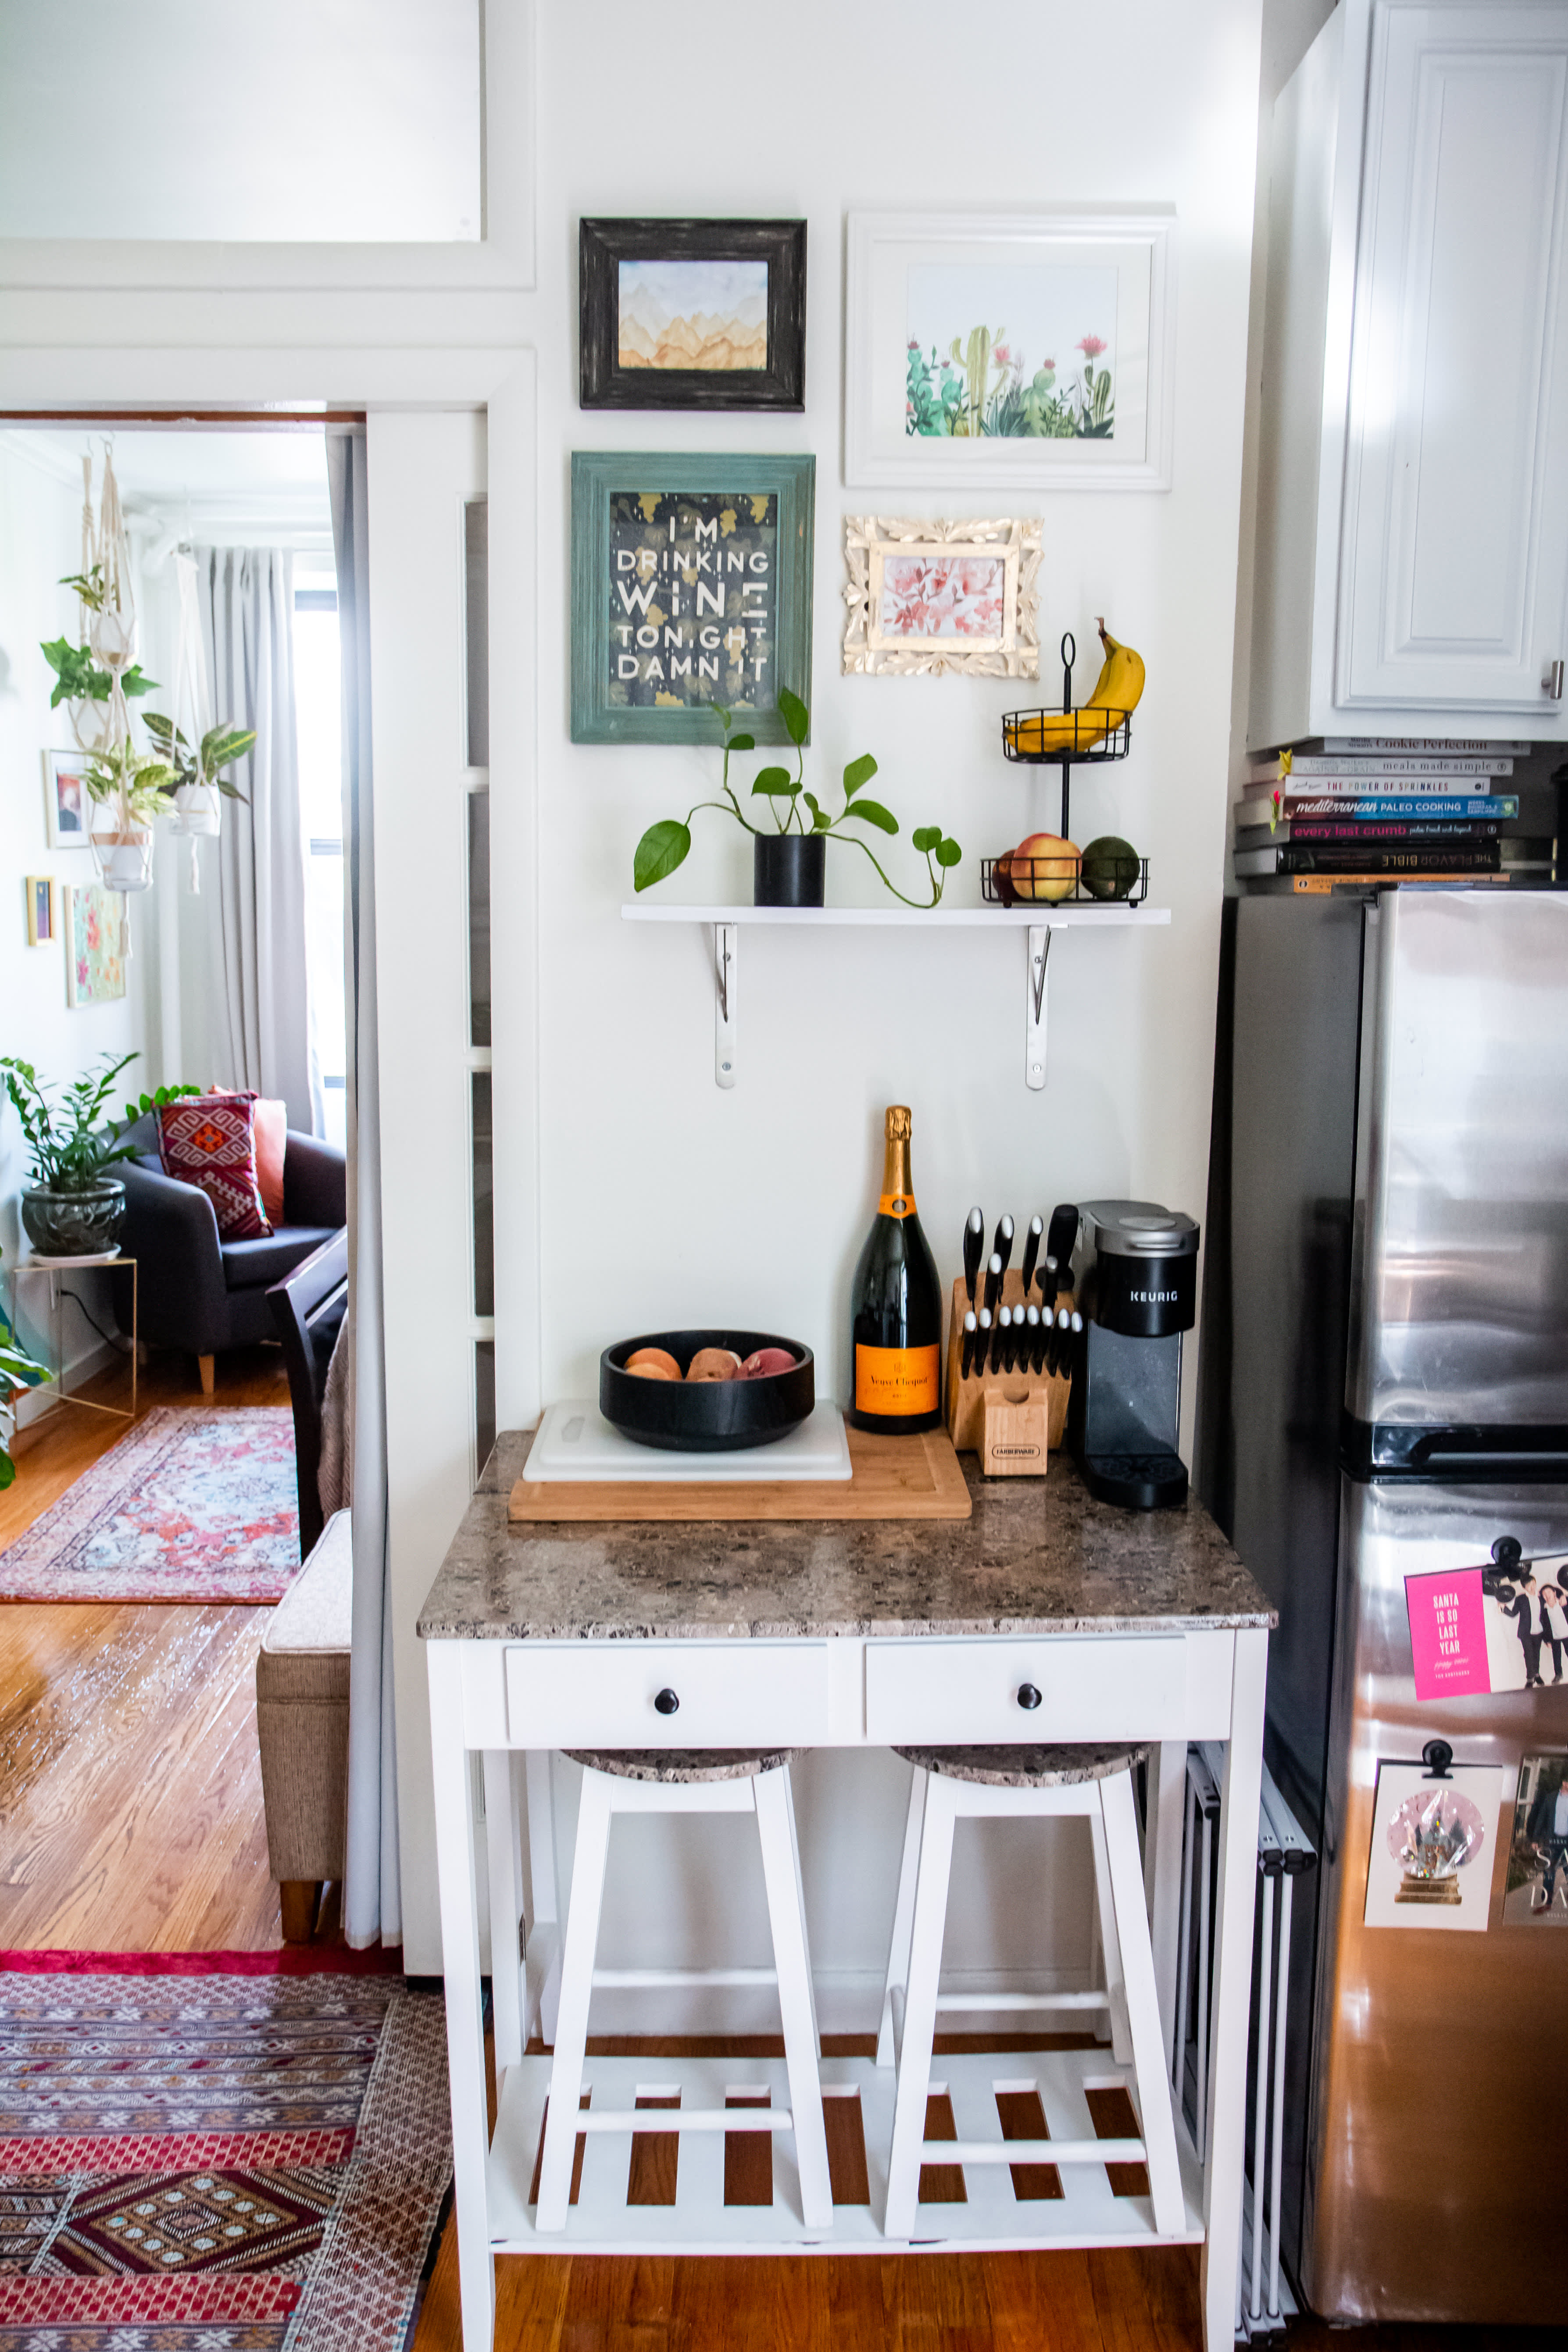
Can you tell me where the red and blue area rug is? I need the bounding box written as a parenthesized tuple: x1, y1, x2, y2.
(0, 1949, 450, 2352)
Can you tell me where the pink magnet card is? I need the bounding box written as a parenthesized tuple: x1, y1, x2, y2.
(1405, 1566, 1492, 1700)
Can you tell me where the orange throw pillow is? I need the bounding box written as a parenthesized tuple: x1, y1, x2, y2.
(208, 1088, 287, 1225)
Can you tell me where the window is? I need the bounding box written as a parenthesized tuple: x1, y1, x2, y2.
(293, 582, 347, 1150)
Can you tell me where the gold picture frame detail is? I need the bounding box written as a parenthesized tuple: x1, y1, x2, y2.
(842, 515, 1041, 678)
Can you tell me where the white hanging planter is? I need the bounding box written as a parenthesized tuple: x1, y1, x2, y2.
(170, 781, 222, 837)
(91, 820, 154, 894)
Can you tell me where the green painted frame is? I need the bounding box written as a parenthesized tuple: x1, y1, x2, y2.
(570, 450, 814, 745)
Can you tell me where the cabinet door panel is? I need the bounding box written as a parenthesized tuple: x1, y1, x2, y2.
(1339, 6, 1568, 709)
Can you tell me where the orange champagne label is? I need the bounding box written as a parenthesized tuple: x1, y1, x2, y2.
(877, 1192, 917, 1218)
(855, 1342, 940, 1415)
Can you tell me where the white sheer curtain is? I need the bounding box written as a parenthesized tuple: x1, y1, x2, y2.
(329, 426, 401, 1951)
(198, 547, 317, 1131)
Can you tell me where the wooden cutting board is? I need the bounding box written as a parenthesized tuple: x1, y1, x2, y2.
(509, 1424, 972, 1523)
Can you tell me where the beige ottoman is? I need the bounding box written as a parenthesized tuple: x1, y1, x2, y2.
(256, 1508, 352, 1942)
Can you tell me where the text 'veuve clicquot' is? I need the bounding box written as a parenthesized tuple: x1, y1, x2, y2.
(847, 1104, 943, 1434)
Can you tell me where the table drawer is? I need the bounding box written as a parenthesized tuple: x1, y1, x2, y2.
(864, 1635, 1196, 1745)
(504, 1640, 833, 1749)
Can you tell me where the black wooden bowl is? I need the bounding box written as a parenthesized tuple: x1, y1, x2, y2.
(600, 1330, 814, 1452)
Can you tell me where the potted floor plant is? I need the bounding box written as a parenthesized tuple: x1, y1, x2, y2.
(0, 1053, 198, 1260)
(634, 691, 962, 909)
(0, 1264, 48, 1490)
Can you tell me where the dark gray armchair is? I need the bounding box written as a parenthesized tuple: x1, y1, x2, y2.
(113, 1114, 346, 1392)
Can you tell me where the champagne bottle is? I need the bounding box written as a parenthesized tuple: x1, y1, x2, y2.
(847, 1105, 943, 1434)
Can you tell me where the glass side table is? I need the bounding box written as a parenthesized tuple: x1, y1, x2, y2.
(4, 1253, 138, 1428)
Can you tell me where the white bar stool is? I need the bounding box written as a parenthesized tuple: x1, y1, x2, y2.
(533, 1745, 833, 2235)
(878, 1739, 1184, 2242)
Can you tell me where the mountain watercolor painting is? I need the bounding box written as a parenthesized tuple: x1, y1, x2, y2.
(618, 258, 768, 371)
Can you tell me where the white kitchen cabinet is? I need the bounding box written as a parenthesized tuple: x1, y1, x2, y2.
(1250, 0, 1568, 747)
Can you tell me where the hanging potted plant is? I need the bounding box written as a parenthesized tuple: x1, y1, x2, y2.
(0, 1054, 199, 1261)
(143, 713, 256, 842)
(634, 691, 962, 909)
(83, 736, 175, 894)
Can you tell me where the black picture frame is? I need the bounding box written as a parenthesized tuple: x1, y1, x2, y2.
(579, 218, 807, 412)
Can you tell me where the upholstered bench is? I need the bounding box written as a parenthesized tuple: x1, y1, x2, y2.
(256, 1508, 352, 1942)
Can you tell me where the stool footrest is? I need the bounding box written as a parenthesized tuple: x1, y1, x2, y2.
(929, 2135, 1145, 2166)
(589, 1966, 777, 1988)
(579, 2107, 792, 2134)
(934, 1989, 1110, 2011)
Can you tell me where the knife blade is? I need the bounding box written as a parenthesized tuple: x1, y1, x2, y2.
(1019, 1214, 1043, 1299)
(963, 1207, 984, 1308)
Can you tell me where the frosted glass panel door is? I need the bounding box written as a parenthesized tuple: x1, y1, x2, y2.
(1337, 4, 1568, 709)
(0, 0, 481, 242)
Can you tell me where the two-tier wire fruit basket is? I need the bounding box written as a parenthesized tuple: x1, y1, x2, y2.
(994, 629, 1144, 905)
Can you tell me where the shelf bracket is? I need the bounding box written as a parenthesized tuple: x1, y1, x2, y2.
(714, 922, 737, 1089)
(1026, 924, 1051, 1090)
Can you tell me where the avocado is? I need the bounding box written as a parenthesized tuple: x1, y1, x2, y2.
(1079, 835, 1141, 901)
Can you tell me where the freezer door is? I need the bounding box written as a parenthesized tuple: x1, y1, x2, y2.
(1349, 890, 1568, 1431)
(1303, 1473, 1568, 2324)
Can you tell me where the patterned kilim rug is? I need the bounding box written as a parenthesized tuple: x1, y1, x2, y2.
(0, 1953, 450, 2352)
(0, 1407, 300, 1603)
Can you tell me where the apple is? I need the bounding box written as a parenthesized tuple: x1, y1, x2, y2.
(687, 1347, 741, 1382)
(1009, 832, 1079, 904)
(740, 1347, 797, 1379)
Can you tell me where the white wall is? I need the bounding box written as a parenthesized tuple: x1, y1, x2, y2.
(0, 432, 150, 1386)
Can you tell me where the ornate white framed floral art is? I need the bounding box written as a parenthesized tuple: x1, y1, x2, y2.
(842, 514, 1041, 678)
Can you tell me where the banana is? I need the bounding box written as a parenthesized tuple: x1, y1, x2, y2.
(1004, 617, 1144, 758)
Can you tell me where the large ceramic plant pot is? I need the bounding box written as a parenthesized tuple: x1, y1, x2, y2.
(20, 1179, 126, 1260)
(754, 833, 825, 907)
(90, 822, 154, 893)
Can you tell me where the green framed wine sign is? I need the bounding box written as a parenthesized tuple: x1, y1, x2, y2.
(570, 451, 815, 745)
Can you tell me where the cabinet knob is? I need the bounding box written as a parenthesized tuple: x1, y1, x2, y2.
(653, 1687, 680, 1716)
(1016, 1682, 1043, 1710)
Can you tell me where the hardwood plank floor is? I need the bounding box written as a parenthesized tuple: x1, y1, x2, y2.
(0, 1344, 293, 1951)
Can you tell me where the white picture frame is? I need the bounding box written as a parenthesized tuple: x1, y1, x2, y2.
(845, 211, 1176, 492)
(842, 515, 1041, 678)
(43, 748, 94, 849)
(1362, 1760, 1508, 1934)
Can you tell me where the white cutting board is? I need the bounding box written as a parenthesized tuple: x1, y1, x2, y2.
(522, 1398, 852, 1483)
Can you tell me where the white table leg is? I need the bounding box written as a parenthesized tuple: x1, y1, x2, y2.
(535, 1766, 613, 2232)
(876, 1761, 926, 2070)
(754, 1763, 833, 2233)
(523, 1750, 561, 2046)
(482, 1749, 523, 2074)
(1100, 1769, 1184, 2237)
(1147, 1740, 1188, 2065)
(426, 1643, 494, 2352)
(1088, 1804, 1132, 2067)
(1201, 1626, 1268, 2352)
(883, 1773, 957, 2242)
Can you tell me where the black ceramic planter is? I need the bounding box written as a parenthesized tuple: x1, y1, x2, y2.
(754, 833, 825, 907)
(601, 1330, 814, 1451)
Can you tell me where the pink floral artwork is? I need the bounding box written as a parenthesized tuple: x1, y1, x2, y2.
(879, 554, 1006, 640)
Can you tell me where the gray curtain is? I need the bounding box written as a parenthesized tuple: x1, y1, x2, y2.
(198, 548, 314, 1130)
(329, 427, 401, 1952)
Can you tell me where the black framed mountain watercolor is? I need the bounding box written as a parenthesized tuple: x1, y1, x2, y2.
(579, 219, 807, 412)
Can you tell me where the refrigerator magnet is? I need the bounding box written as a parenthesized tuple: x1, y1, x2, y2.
(1405, 1548, 1568, 1700)
(1501, 1753, 1568, 1926)
(1364, 1753, 1509, 1932)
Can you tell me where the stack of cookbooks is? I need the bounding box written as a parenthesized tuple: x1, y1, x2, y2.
(1233, 739, 1528, 888)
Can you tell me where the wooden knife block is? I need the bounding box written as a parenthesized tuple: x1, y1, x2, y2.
(945, 1273, 1072, 1470)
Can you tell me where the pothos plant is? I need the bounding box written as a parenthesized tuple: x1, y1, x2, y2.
(0, 1052, 199, 1195)
(39, 562, 157, 710)
(633, 689, 963, 909)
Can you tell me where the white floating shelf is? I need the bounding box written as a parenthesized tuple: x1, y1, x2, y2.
(620, 901, 1172, 1089)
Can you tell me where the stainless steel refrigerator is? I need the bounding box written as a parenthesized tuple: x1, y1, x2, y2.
(1199, 886, 1568, 2327)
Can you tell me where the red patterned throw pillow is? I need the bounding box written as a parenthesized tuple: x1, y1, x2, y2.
(157, 1091, 273, 1240)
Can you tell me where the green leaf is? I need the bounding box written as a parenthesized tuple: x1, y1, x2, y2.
(726, 732, 755, 753)
(935, 837, 963, 868)
(776, 685, 809, 746)
(802, 791, 821, 823)
(911, 824, 940, 853)
(812, 811, 832, 832)
(708, 700, 732, 730)
(633, 819, 691, 892)
(843, 798, 897, 835)
(751, 765, 797, 797)
(843, 753, 878, 799)
(120, 666, 157, 699)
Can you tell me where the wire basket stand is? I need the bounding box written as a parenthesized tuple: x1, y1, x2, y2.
(1000, 628, 1133, 843)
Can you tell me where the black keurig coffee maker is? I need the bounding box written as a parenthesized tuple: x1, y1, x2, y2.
(1065, 1199, 1200, 1509)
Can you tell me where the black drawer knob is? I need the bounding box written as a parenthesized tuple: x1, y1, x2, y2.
(654, 1688, 680, 1715)
(1016, 1682, 1042, 1710)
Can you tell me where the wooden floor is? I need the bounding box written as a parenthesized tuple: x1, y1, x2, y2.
(0, 1343, 292, 1952)
(0, 1353, 1539, 2350)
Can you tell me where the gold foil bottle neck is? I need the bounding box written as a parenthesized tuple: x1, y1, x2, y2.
(885, 1105, 912, 1141)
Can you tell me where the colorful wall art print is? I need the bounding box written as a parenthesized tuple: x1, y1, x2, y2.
(1406, 1552, 1568, 1699)
(571, 453, 814, 745)
(846, 212, 1174, 490)
(904, 263, 1118, 441)
(842, 515, 1040, 678)
(1363, 1759, 1506, 1933)
(44, 748, 93, 847)
(63, 881, 126, 1008)
(580, 219, 806, 412)
(1504, 1753, 1568, 1924)
(618, 258, 768, 372)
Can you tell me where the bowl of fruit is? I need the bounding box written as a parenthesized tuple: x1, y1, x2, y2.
(600, 1330, 815, 1451)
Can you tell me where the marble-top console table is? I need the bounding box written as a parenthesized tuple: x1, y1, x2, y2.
(419, 1429, 1273, 2352)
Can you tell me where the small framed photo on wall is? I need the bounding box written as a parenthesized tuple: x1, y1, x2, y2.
(43, 749, 93, 848)
(842, 515, 1042, 678)
(579, 218, 807, 412)
(63, 882, 127, 1009)
(25, 876, 55, 946)
(570, 451, 814, 745)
